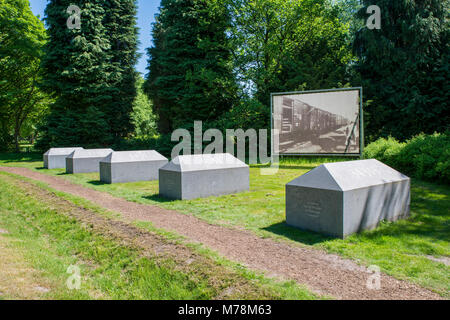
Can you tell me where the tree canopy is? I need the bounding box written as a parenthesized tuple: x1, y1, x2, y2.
(37, 0, 139, 150)
(354, 0, 450, 141)
(1, 0, 448, 153)
(0, 0, 49, 151)
(145, 0, 238, 134)
(228, 0, 355, 106)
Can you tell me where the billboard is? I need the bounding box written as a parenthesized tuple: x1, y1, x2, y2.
(271, 88, 363, 156)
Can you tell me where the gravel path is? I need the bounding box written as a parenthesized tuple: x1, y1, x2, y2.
(0, 166, 441, 300)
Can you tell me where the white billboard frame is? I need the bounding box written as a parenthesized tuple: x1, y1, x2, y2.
(271, 87, 364, 157)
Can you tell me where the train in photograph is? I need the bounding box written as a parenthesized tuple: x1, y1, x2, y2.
(281, 97, 350, 136)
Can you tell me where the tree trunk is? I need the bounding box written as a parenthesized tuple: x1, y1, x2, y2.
(14, 126, 20, 153)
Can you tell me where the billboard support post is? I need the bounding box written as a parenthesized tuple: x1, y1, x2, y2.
(360, 87, 364, 160)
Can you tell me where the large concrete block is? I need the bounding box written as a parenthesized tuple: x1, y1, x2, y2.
(43, 147, 84, 169)
(159, 153, 249, 200)
(66, 149, 113, 174)
(286, 159, 410, 238)
(99, 150, 168, 184)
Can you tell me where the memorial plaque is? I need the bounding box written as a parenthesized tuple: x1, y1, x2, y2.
(43, 147, 84, 169)
(66, 148, 113, 174)
(99, 150, 168, 184)
(159, 153, 249, 200)
(286, 159, 410, 238)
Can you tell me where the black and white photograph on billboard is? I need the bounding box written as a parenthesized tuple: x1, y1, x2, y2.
(272, 88, 362, 155)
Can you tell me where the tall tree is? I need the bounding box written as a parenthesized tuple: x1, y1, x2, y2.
(228, 0, 355, 107)
(38, 0, 112, 149)
(145, 0, 238, 134)
(38, 0, 138, 150)
(353, 0, 450, 141)
(103, 0, 139, 143)
(0, 0, 49, 151)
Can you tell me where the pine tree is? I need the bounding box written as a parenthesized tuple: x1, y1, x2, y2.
(38, 0, 138, 149)
(145, 0, 237, 134)
(353, 0, 450, 141)
(103, 0, 139, 143)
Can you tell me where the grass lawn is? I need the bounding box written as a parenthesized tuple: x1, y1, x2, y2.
(0, 171, 318, 300)
(1, 153, 449, 297)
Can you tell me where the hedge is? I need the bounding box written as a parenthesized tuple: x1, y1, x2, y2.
(364, 133, 450, 184)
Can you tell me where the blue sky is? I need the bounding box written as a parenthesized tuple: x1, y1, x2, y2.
(29, 0, 161, 75)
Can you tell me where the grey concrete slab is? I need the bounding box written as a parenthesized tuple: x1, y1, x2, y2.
(286, 159, 410, 238)
(66, 149, 113, 174)
(43, 147, 84, 169)
(159, 153, 249, 200)
(99, 150, 168, 184)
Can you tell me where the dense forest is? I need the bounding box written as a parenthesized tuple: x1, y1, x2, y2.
(0, 0, 448, 153)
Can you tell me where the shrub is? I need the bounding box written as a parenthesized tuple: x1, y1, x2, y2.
(212, 98, 269, 132)
(364, 133, 450, 184)
(114, 134, 175, 158)
(0, 130, 13, 152)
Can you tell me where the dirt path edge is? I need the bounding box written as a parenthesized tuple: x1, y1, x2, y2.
(0, 166, 442, 300)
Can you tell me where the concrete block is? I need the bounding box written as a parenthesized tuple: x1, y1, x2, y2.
(66, 149, 113, 174)
(43, 147, 84, 169)
(99, 150, 168, 184)
(286, 159, 410, 238)
(159, 153, 249, 200)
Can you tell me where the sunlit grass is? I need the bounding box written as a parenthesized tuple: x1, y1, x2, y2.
(1, 153, 449, 296)
(0, 172, 319, 300)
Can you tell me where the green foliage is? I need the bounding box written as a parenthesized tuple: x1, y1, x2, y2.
(228, 0, 355, 107)
(3, 0, 448, 154)
(0, 0, 50, 151)
(121, 98, 269, 158)
(38, 106, 111, 149)
(214, 98, 268, 131)
(37, 0, 138, 150)
(145, 0, 238, 134)
(102, 0, 139, 142)
(145, 0, 355, 137)
(364, 133, 450, 184)
(335, 0, 363, 37)
(131, 76, 157, 138)
(0, 118, 12, 151)
(115, 134, 175, 158)
(354, 0, 450, 141)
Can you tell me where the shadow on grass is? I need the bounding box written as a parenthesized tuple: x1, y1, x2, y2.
(88, 180, 109, 186)
(0, 152, 41, 163)
(276, 165, 316, 171)
(263, 222, 332, 245)
(359, 183, 450, 242)
(265, 180, 449, 245)
(143, 194, 177, 203)
(56, 172, 72, 176)
(253, 164, 315, 171)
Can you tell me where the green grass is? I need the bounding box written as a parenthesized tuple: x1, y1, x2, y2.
(0, 174, 212, 299)
(0, 152, 41, 168)
(0, 171, 319, 300)
(0, 153, 449, 297)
